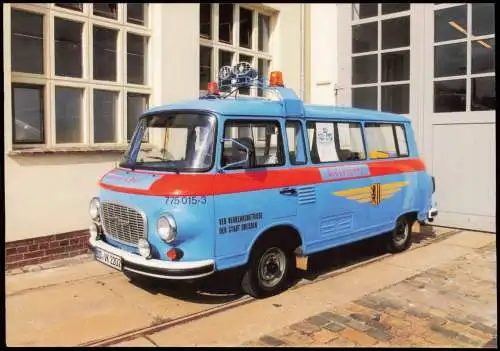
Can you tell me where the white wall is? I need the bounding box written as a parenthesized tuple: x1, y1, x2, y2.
(309, 4, 339, 105)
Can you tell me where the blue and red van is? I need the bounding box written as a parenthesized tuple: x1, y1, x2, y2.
(88, 63, 437, 298)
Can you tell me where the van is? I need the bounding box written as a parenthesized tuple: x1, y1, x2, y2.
(89, 64, 437, 298)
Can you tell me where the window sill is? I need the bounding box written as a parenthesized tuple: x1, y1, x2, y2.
(8, 145, 152, 156)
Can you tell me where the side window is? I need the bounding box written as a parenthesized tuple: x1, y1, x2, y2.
(307, 121, 338, 163)
(307, 121, 367, 163)
(365, 123, 408, 159)
(221, 120, 284, 169)
(395, 124, 409, 157)
(285, 121, 307, 165)
(336, 122, 366, 161)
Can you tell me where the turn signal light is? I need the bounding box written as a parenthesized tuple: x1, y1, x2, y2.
(167, 248, 183, 261)
(269, 71, 284, 87)
(208, 81, 220, 95)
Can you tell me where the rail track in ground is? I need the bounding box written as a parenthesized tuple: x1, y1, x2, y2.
(81, 228, 461, 347)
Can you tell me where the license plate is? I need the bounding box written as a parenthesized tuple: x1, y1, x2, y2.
(95, 248, 122, 271)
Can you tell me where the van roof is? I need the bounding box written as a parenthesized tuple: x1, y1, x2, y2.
(144, 97, 411, 123)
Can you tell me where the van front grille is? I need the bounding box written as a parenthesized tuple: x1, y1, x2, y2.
(100, 201, 147, 247)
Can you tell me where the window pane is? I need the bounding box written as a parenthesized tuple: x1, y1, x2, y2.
(352, 87, 377, 110)
(219, 4, 233, 44)
(382, 3, 409, 15)
(381, 84, 409, 114)
(306, 122, 338, 163)
(434, 79, 466, 113)
(219, 50, 234, 92)
(395, 125, 409, 157)
(352, 54, 377, 84)
(472, 3, 495, 36)
(127, 33, 147, 85)
(382, 50, 410, 82)
(382, 16, 410, 50)
(222, 120, 284, 168)
(286, 121, 307, 165)
(471, 77, 495, 111)
(352, 4, 378, 20)
(11, 10, 44, 74)
(56, 3, 83, 11)
(55, 87, 83, 144)
(93, 90, 117, 143)
(258, 59, 270, 97)
(239, 7, 253, 49)
(200, 46, 212, 92)
(93, 26, 117, 81)
(93, 3, 117, 19)
(434, 43, 466, 77)
(337, 123, 366, 161)
(472, 39, 495, 74)
(127, 93, 149, 141)
(127, 4, 146, 26)
(200, 4, 211, 39)
(352, 22, 378, 54)
(54, 18, 82, 78)
(434, 5, 467, 42)
(239, 54, 253, 95)
(365, 123, 398, 159)
(12, 84, 44, 144)
(258, 14, 270, 52)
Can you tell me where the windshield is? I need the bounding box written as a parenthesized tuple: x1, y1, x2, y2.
(120, 112, 216, 172)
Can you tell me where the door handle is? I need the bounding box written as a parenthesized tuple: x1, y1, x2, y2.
(280, 187, 298, 196)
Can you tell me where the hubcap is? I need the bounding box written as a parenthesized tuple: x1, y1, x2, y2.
(258, 247, 287, 289)
(393, 219, 409, 246)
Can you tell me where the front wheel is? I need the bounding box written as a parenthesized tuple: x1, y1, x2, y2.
(241, 240, 295, 298)
(386, 215, 413, 253)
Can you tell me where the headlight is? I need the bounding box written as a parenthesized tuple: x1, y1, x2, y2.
(89, 197, 100, 221)
(157, 214, 177, 243)
(138, 238, 151, 258)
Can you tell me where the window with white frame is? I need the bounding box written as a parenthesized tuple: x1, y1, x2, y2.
(199, 4, 273, 96)
(10, 3, 151, 148)
(351, 3, 411, 114)
(433, 3, 495, 112)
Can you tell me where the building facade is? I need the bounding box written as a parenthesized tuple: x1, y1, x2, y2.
(310, 3, 495, 233)
(3, 3, 495, 268)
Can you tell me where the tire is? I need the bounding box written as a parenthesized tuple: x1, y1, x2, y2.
(386, 215, 413, 253)
(241, 238, 295, 298)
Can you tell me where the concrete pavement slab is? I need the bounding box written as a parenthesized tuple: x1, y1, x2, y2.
(6, 277, 156, 346)
(437, 231, 496, 249)
(6, 260, 118, 296)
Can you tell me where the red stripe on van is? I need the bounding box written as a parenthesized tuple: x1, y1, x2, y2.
(99, 158, 426, 196)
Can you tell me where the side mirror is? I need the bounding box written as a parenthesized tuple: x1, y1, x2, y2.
(220, 138, 249, 171)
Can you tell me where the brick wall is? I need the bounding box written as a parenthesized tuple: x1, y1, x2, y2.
(5, 230, 90, 270)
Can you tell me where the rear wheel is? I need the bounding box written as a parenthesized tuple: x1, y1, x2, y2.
(241, 238, 295, 298)
(386, 215, 413, 253)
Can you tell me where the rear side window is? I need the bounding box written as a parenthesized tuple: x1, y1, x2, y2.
(306, 121, 366, 163)
(365, 123, 409, 159)
(394, 124, 409, 156)
(221, 120, 284, 169)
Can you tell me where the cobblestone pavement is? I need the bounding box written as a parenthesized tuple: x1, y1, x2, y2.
(243, 242, 497, 348)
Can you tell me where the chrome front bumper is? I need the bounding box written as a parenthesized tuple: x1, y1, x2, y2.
(427, 207, 438, 222)
(89, 237, 215, 280)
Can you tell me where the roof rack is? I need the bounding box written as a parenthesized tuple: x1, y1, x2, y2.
(200, 62, 304, 118)
(200, 62, 278, 100)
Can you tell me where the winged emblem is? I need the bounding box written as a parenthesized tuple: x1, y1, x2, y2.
(333, 181, 409, 206)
